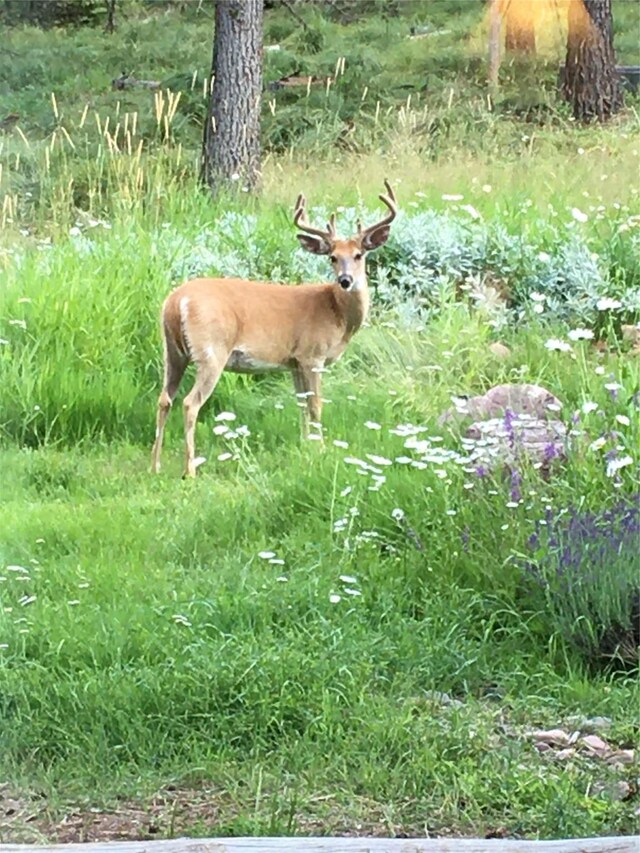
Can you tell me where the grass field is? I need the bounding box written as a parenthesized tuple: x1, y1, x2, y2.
(1, 0, 639, 843)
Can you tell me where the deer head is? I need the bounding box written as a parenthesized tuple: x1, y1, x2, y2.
(294, 180, 397, 292)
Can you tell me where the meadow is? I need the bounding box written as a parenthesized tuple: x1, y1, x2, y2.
(0, 0, 639, 842)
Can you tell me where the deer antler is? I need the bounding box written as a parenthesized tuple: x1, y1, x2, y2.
(358, 180, 397, 241)
(294, 194, 337, 242)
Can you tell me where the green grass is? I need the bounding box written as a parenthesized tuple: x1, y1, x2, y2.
(1, 0, 640, 843)
(1, 313, 639, 839)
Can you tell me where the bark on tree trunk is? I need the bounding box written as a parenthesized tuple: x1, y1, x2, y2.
(201, 0, 264, 195)
(504, 0, 536, 54)
(563, 0, 623, 121)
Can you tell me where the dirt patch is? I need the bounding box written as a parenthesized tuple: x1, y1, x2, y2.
(1, 785, 420, 843)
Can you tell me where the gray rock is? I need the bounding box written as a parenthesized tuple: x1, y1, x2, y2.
(422, 690, 464, 709)
(439, 383, 563, 426)
(567, 715, 612, 733)
(464, 415, 568, 471)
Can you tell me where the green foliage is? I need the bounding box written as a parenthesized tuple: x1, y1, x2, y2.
(1, 0, 103, 28)
(1, 0, 640, 841)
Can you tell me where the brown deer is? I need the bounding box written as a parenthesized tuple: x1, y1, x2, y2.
(151, 181, 397, 477)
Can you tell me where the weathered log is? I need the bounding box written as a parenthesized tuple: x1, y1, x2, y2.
(0, 836, 638, 853)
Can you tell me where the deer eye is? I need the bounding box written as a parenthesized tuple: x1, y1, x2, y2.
(354, 252, 363, 261)
(330, 255, 337, 263)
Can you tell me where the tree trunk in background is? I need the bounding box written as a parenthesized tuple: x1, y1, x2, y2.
(105, 0, 116, 33)
(488, 0, 502, 91)
(563, 0, 622, 121)
(505, 0, 535, 54)
(201, 0, 264, 195)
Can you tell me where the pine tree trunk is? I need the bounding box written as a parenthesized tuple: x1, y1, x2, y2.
(505, 0, 536, 54)
(563, 0, 622, 121)
(201, 0, 264, 194)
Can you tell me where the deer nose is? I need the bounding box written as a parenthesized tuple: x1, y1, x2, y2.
(338, 274, 353, 290)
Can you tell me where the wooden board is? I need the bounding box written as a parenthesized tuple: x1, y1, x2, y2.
(1, 836, 638, 853)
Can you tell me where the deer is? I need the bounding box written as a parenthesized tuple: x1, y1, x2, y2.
(150, 180, 397, 478)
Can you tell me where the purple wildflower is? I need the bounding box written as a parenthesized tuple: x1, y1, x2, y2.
(503, 408, 517, 450)
(510, 468, 522, 503)
(462, 526, 471, 553)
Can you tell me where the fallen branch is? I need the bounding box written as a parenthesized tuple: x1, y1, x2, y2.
(267, 73, 331, 91)
(111, 72, 161, 91)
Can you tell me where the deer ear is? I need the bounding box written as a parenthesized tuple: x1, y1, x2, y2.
(361, 225, 390, 251)
(297, 234, 331, 255)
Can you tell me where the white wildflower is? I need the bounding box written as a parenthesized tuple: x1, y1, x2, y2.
(344, 456, 367, 467)
(364, 421, 381, 430)
(568, 328, 594, 341)
(545, 338, 572, 352)
(460, 204, 481, 220)
(571, 207, 588, 223)
(258, 551, 276, 560)
(333, 440, 349, 449)
(366, 454, 393, 466)
(606, 455, 633, 477)
(339, 575, 358, 584)
(615, 414, 630, 427)
(581, 401, 599, 414)
(215, 411, 237, 422)
(329, 594, 341, 604)
(442, 193, 464, 201)
(596, 297, 622, 311)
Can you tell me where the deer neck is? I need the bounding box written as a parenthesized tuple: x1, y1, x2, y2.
(334, 278, 370, 336)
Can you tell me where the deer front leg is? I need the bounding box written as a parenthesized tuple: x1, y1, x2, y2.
(292, 366, 310, 439)
(297, 363, 324, 443)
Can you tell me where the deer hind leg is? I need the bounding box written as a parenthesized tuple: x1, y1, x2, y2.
(151, 345, 188, 474)
(183, 355, 224, 479)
